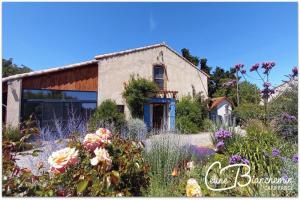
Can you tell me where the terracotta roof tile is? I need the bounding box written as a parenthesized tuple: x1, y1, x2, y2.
(210, 96, 234, 110)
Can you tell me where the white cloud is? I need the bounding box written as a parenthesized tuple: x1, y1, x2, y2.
(149, 12, 156, 31)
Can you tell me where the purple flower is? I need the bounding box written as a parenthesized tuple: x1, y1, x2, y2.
(292, 67, 298, 78)
(250, 63, 259, 72)
(189, 145, 215, 161)
(292, 154, 298, 163)
(241, 158, 250, 165)
(281, 113, 297, 122)
(272, 148, 281, 157)
(262, 62, 275, 74)
(282, 174, 289, 181)
(229, 154, 242, 164)
(216, 141, 224, 148)
(261, 87, 275, 99)
(263, 82, 271, 88)
(240, 69, 246, 74)
(215, 130, 232, 141)
(215, 141, 225, 152)
(234, 64, 244, 71)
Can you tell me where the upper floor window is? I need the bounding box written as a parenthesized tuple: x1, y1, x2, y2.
(153, 65, 165, 90)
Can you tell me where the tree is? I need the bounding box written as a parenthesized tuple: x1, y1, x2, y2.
(181, 48, 199, 66)
(200, 58, 212, 75)
(213, 81, 261, 106)
(2, 58, 32, 77)
(209, 66, 236, 97)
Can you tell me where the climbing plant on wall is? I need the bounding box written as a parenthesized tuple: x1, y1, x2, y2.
(122, 75, 159, 118)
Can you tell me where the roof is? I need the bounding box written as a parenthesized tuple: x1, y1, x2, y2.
(2, 42, 209, 82)
(2, 60, 98, 82)
(210, 96, 234, 110)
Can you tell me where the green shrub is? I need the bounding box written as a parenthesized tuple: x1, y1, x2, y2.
(176, 96, 204, 134)
(269, 82, 298, 141)
(122, 75, 159, 118)
(201, 119, 214, 132)
(234, 103, 264, 124)
(4, 126, 21, 142)
(88, 99, 125, 132)
(212, 124, 298, 197)
(269, 81, 298, 118)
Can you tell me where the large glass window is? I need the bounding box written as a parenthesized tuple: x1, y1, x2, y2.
(153, 66, 165, 90)
(22, 89, 97, 129)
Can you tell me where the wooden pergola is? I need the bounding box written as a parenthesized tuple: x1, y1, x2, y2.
(155, 90, 178, 99)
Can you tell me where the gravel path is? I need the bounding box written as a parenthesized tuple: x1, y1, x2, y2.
(145, 132, 214, 148)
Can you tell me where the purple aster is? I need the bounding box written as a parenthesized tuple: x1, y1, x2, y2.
(215, 130, 232, 141)
(241, 158, 250, 165)
(292, 155, 298, 163)
(272, 148, 281, 157)
(240, 69, 246, 74)
(250, 63, 260, 72)
(229, 154, 242, 165)
(292, 67, 298, 78)
(234, 64, 244, 71)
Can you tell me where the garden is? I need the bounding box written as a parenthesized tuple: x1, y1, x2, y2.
(2, 63, 298, 197)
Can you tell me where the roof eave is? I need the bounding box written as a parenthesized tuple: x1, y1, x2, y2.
(2, 59, 98, 82)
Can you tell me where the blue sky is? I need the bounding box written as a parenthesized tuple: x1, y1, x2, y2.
(2, 2, 298, 87)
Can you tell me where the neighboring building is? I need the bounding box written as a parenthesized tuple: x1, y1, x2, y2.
(269, 78, 298, 103)
(259, 78, 298, 105)
(2, 43, 209, 131)
(209, 96, 233, 125)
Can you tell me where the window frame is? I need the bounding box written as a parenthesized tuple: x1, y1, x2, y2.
(21, 89, 97, 127)
(153, 65, 166, 90)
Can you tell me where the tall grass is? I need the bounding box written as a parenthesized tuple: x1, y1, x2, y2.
(143, 131, 191, 196)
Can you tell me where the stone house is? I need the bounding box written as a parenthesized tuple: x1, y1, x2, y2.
(2, 43, 209, 131)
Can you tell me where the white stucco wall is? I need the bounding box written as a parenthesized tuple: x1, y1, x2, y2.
(6, 79, 22, 127)
(215, 100, 233, 117)
(97, 46, 208, 118)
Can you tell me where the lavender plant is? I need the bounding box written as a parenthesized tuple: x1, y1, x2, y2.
(123, 118, 148, 141)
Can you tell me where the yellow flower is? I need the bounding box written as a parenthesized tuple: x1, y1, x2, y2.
(90, 147, 112, 170)
(48, 147, 78, 174)
(83, 133, 103, 151)
(186, 178, 202, 197)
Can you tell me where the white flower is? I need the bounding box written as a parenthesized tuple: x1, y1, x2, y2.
(95, 128, 112, 140)
(186, 178, 202, 197)
(186, 161, 195, 170)
(90, 147, 112, 170)
(48, 147, 78, 174)
(83, 133, 103, 151)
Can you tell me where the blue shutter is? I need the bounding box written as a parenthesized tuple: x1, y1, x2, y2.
(169, 99, 176, 131)
(144, 104, 151, 130)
